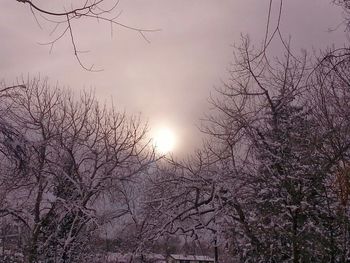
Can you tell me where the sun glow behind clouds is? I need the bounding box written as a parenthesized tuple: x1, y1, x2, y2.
(152, 126, 176, 154)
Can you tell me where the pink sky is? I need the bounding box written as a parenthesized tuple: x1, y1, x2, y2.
(0, 0, 347, 155)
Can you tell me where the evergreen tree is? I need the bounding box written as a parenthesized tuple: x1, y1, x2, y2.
(250, 97, 342, 262)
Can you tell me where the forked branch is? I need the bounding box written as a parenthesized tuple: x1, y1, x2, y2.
(16, 0, 160, 71)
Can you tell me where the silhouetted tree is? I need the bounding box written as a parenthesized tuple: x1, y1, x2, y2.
(11, 0, 158, 71)
(0, 77, 155, 262)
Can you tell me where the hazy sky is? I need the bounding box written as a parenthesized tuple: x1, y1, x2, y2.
(0, 0, 347, 155)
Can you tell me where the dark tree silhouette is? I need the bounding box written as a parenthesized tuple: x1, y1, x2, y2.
(14, 0, 159, 71)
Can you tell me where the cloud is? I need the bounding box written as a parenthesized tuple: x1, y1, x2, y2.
(0, 0, 347, 155)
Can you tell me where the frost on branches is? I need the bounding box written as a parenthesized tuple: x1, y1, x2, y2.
(148, 41, 350, 262)
(0, 78, 155, 263)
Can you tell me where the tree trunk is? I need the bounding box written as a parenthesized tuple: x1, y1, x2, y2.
(213, 234, 219, 263)
(292, 214, 299, 263)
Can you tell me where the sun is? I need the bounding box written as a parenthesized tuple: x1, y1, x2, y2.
(152, 126, 176, 154)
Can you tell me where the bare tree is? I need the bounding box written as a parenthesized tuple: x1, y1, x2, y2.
(307, 46, 350, 261)
(0, 77, 156, 262)
(146, 34, 350, 261)
(13, 0, 159, 71)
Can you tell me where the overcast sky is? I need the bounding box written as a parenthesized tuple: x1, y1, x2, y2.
(0, 0, 347, 155)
